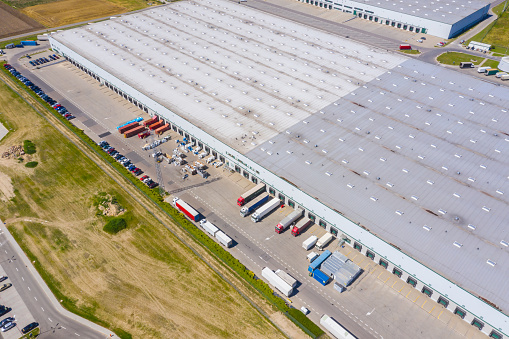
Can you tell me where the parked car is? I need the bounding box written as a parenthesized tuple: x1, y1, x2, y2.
(0, 284, 12, 292)
(148, 181, 159, 189)
(140, 175, 149, 181)
(0, 317, 14, 328)
(0, 306, 11, 317)
(1, 322, 15, 332)
(21, 322, 39, 334)
(0, 276, 7, 283)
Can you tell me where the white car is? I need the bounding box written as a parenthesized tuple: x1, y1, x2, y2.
(300, 307, 310, 315)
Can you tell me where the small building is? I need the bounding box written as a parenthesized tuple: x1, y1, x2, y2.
(321, 252, 362, 287)
(468, 41, 491, 52)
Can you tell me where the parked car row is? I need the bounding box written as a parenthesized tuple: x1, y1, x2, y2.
(140, 175, 159, 189)
(98, 141, 154, 182)
(28, 54, 59, 67)
(3, 64, 75, 120)
(0, 275, 39, 334)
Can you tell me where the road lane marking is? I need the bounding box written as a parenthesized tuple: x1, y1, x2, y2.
(21, 277, 24, 281)
(438, 310, 444, 319)
(41, 307, 45, 312)
(34, 297, 37, 301)
(75, 333, 80, 336)
(48, 318, 52, 322)
(27, 286, 31, 291)
(61, 326, 66, 329)
(15, 267, 18, 271)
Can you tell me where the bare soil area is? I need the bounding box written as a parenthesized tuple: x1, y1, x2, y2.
(0, 2, 44, 39)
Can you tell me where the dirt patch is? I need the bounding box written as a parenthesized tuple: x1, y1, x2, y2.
(0, 172, 14, 202)
(22, 0, 128, 27)
(0, 2, 44, 39)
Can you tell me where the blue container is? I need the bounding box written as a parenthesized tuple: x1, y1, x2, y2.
(309, 250, 331, 271)
(312, 269, 331, 286)
(21, 41, 37, 46)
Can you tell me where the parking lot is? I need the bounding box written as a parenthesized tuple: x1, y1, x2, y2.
(4, 45, 489, 339)
(0, 266, 37, 339)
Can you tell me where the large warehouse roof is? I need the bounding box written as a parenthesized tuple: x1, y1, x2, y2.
(51, 0, 509, 313)
(350, 0, 490, 24)
(52, 0, 405, 152)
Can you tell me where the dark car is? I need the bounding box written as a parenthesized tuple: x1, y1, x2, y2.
(1, 322, 15, 332)
(0, 284, 12, 292)
(0, 317, 14, 328)
(0, 306, 11, 317)
(148, 181, 159, 189)
(0, 276, 7, 283)
(21, 322, 39, 334)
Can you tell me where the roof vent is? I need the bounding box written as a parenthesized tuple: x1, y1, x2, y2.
(482, 206, 491, 212)
(370, 196, 378, 202)
(395, 210, 404, 216)
(486, 259, 496, 267)
(325, 172, 333, 176)
(468, 224, 476, 230)
(423, 225, 431, 231)
(501, 240, 509, 247)
(453, 241, 463, 248)
(347, 183, 354, 189)
(305, 160, 312, 165)
(438, 209, 447, 215)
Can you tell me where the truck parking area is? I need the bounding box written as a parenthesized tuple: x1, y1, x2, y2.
(9, 47, 487, 339)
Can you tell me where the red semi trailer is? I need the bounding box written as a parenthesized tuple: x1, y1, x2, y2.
(124, 126, 146, 138)
(118, 122, 139, 134)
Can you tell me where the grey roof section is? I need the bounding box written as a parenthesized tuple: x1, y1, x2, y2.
(321, 252, 362, 287)
(51, 0, 405, 153)
(348, 0, 490, 24)
(246, 58, 509, 312)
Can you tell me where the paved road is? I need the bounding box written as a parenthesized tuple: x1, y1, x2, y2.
(0, 221, 113, 339)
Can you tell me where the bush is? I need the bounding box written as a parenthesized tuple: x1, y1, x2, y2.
(23, 140, 36, 154)
(25, 161, 38, 168)
(288, 308, 324, 337)
(103, 218, 127, 234)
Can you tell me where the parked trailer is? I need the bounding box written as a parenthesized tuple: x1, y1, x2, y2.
(477, 66, 490, 73)
(116, 117, 143, 130)
(459, 62, 474, 68)
(118, 122, 139, 134)
(311, 269, 331, 286)
(154, 124, 170, 135)
(275, 269, 298, 288)
(240, 194, 269, 217)
(502, 74, 509, 80)
(124, 126, 146, 138)
(143, 116, 158, 127)
(138, 130, 151, 139)
(496, 72, 508, 78)
(261, 267, 293, 297)
(149, 120, 164, 131)
(237, 183, 266, 206)
(485, 68, 498, 76)
(291, 218, 313, 236)
(307, 252, 319, 262)
(251, 198, 281, 222)
(316, 233, 334, 250)
(308, 250, 331, 272)
(215, 230, 232, 248)
(302, 235, 318, 250)
(173, 198, 200, 222)
(200, 220, 219, 236)
(399, 44, 411, 50)
(275, 209, 303, 233)
(21, 41, 37, 46)
(320, 314, 357, 339)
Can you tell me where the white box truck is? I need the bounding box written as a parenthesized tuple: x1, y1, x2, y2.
(251, 198, 281, 222)
(275, 269, 298, 288)
(320, 314, 357, 339)
(215, 230, 232, 248)
(307, 252, 319, 262)
(200, 220, 219, 236)
(262, 267, 293, 297)
(302, 235, 318, 250)
(477, 66, 490, 73)
(316, 233, 334, 250)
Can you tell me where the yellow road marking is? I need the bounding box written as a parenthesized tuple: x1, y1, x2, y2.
(429, 305, 436, 314)
(399, 285, 405, 292)
(406, 290, 412, 297)
(438, 310, 444, 319)
(384, 276, 390, 283)
(391, 281, 397, 288)
(414, 295, 420, 303)
(377, 271, 384, 279)
(421, 300, 427, 308)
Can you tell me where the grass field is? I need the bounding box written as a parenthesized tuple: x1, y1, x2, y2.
(483, 59, 501, 69)
(436, 52, 484, 65)
(0, 79, 284, 338)
(466, 2, 509, 55)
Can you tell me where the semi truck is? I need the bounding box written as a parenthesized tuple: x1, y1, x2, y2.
(275, 209, 303, 233)
(502, 74, 509, 80)
(143, 116, 158, 127)
(251, 197, 281, 223)
(316, 233, 334, 250)
(172, 198, 200, 221)
(138, 130, 150, 139)
(118, 122, 139, 134)
(275, 269, 298, 288)
(237, 183, 266, 206)
(302, 235, 318, 250)
(307, 252, 319, 262)
(215, 230, 232, 247)
(124, 126, 146, 138)
(200, 220, 219, 236)
(459, 62, 474, 68)
(291, 218, 313, 236)
(320, 314, 357, 339)
(485, 68, 498, 76)
(240, 194, 269, 217)
(262, 267, 293, 297)
(21, 41, 37, 46)
(399, 44, 411, 50)
(149, 120, 164, 130)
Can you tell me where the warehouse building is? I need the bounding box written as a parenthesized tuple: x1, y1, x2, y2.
(49, 1, 509, 337)
(297, 0, 490, 39)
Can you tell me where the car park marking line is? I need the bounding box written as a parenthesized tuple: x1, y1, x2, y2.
(437, 310, 444, 319)
(421, 300, 427, 308)
(4, 250, 6, 254)
(429, 305, 436, 314)
(391, 281, 397, 288)
(48, 317, 52, 322)
(15, 267, 18, 271)
(406, 290, 412, 297)
(414, 295, 420, 303)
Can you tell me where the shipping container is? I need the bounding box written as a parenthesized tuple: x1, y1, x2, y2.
(124, 126, 146, 138)
(21, 41, 37, 46)
(149, 120, 164, 131)
(302, 235, 318, 250)
(275, 269, 298, 288)
(173, 198, 200, 221)
(316, 233, 334, 250)
(155, 124, 170, 135)
(308, 250, 331, 272)
(262, 267, 293, 297)
(399, 44, 411, 50)
(320, 314, 357, 339)
(237, 183, 266, 206)
(485, 68, 498, 76)
(200, 220, 219, 236)
(118, 121, 139, 134)
(311, 269, 331, 286)
(143, 116, 158, 127)
(215, 230, 232, 247)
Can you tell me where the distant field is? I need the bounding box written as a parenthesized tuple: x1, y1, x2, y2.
(0, 76, 283, 338)
(0, 2, 44, 39)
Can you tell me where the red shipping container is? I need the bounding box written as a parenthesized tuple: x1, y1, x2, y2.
(118, 122, 139, 134)
(399, 44, 411, 50)
(155, 124, 170, 135)
(125, 126, 146, 138)
(143, 116, 158, 127)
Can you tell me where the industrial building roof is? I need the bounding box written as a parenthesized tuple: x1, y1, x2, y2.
(247, 58, 509, 312)
(349, 0, 490, 25)
(51, 0, 405, 152)
(50, 0, 509, 314)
